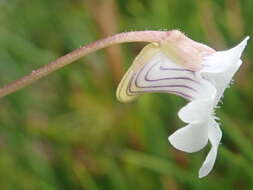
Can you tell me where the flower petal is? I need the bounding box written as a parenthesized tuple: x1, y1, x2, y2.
(198, 120, 222, 178)
(168, 122, 209, 153)
(201, 36, 249, 74)
(178, 100, 213, 123)
(176, 73, 216, 124)
(116, 43, 160, 102)
(116, 44, 206, 102)
(201, 37, 249, 103)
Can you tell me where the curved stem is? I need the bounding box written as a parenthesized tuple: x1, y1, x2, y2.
(0, 30, 174, 98)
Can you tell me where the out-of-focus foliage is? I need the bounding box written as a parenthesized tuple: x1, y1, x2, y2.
(0, 0, 253, 189)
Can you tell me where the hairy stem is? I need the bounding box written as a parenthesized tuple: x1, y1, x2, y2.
(0, 30, 174, 98)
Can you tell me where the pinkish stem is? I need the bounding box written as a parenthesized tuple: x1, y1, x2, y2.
(0, 30, 175, 98)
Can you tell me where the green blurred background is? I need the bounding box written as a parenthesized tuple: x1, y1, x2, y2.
(0, 0, 253, 189)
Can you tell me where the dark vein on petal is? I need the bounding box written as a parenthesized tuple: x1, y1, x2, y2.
(127, 71, 193, 100)
(145, 62, 200, 84)
(134, 62, 198, 92)
(159, 66, 195, 73)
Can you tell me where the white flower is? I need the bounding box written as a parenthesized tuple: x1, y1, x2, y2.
(116, 32, 249, 178)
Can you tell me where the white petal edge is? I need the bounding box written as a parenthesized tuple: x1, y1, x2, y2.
(178, 99, 214, 123)
(198, 120, 222, 178)
(168, 122, 209, 153)
(200, 36, 249, 105)
(177, 79, 216, 123)
(201, 36, 249, 74)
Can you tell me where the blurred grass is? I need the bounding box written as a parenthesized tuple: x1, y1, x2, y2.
(0, 0, 253, 189)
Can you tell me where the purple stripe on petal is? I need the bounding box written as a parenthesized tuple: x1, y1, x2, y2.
(145, 62, 200, 84)
(134, 63, 198, 92)
(159, 66, 195, 73)
(127, 73, 193, 100)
